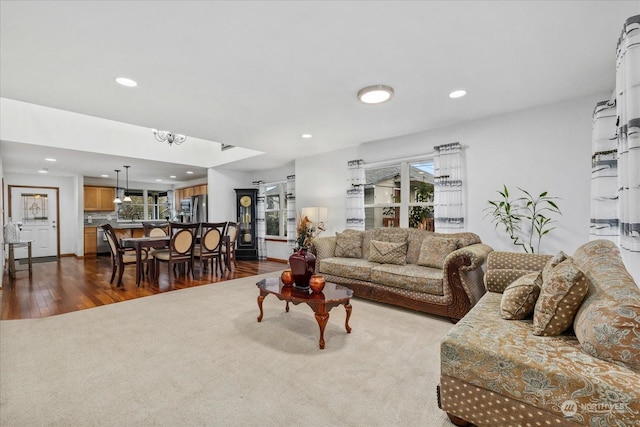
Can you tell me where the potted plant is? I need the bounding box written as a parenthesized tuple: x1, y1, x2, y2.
(484, 185, 561, 253)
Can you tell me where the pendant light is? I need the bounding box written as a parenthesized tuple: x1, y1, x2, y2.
(113, 170, 122, 204)
(123, 165, 132, 202)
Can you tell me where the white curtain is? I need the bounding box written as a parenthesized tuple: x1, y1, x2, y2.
(433, 142, 464, 233)
(254, 181, 266, 260)
(346, 159, 365, 230)
(286, 174, 296, 250)
(590, 100, 619, 243)
(616, 15, 640, 278)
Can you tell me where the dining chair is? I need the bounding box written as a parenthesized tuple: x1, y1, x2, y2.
(101, 223, 147, 287)
(142, 222, 170, 237)
(193, 222, 227, 278)
(142, 222, 170, 276)
(152, 222, 199, 283)
(222, 221, 238, 270)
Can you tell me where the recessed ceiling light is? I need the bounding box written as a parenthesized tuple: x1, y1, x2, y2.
(449, 89, 467, 99)
(156, 179, 163, 182)
(101, 174, 109, 178)
(115, 77, 137, 87)
(301, 134, 312, 139)
(38, 169, 48, 174)
(357, 85, 394, 104)
(186, 171, 194, 175)
(169, 175, 177, 179)
(45, 158, 56, 162)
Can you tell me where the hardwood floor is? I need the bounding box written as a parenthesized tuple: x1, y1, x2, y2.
(1, 255, 286, 320)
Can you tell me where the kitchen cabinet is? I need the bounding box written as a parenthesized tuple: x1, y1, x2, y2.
(84, 186, 115, 211)
(196, 184, 208, 196)
(84, 227, 97, 256)
(175, 184, 208, 211)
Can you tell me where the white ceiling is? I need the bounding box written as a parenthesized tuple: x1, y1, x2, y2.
(1, 1, 638, 183)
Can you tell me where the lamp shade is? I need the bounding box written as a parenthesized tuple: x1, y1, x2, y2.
(301, 207, 328, 224)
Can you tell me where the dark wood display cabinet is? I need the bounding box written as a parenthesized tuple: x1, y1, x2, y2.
(235, 188, 258, 260)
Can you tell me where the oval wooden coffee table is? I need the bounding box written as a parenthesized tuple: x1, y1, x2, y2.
(256, 277, 353, 349)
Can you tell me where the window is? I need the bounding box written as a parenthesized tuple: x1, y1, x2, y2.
(20, 193, 48, 224)
(117, 190, 171, 221)
(364, 159, 434, 229)
(148, 191, 170, 220)
(265, 183, 288, 238)
(117, 189, 144, 220)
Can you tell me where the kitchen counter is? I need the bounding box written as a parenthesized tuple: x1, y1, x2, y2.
(84, 220, 171, 229)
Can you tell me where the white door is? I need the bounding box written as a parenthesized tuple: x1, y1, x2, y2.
(10, 187, 58, 259)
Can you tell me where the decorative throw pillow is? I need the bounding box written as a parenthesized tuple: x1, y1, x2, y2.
(334, 232, 363, 259)
(368, 240, 407, 265)
(416, 235, 457, 269)
(532, 259, 589, 336)
(500, 272, 542, 320)
(541, 251, 568, 282)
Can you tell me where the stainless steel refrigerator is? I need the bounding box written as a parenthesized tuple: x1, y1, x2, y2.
(191, 194, 208, 223)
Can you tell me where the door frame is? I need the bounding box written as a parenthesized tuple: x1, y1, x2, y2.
(8, 185, 61, 258)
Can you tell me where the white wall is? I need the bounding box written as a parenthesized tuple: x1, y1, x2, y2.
(0, 98, 224, 168)
(0, 152, 4, 283)
(292, 93, 606, 260)
(207, 168, 251, 223)
(4, 172, 79, 256)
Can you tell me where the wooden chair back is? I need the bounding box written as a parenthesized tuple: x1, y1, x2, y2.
(169, 222, 199, 255)
(142, 222, 169, 237)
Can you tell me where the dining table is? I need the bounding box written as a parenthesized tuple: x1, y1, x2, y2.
(120, 234, 233, 287)
(120, 236, 170, 287)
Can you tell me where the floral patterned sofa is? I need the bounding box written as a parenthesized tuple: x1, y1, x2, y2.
(311, 227, 493, 322)
(438, 239, 640, 426)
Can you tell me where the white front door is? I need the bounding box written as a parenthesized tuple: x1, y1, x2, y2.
(10, 187, 59, 258)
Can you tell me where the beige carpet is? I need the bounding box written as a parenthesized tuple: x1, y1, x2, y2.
(1, 273, 455, 426)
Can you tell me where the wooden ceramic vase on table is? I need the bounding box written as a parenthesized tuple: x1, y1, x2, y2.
(309, 275, 326, 293)
(289, 247, 316, 289)
(280, 269, 294, 286)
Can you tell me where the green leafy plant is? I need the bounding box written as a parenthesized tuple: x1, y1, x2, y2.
(408, 181, 433, 228)
(485, 185, 561, 253)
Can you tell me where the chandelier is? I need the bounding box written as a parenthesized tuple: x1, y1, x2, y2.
(152, 129, 187, 146)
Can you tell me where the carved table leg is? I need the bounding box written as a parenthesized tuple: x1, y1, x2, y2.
(314, 312, 330, 349)
(344, 302, 352, 333)
(285, 301, 290, 312)
(257, 294, 265, 322)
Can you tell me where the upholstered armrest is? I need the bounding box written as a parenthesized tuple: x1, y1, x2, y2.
(445, 243, 494, 273)
(442, 243, 494, 319)
(484, 251, 552, 293)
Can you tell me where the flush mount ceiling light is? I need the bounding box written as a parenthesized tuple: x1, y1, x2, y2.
(449, 89, 467, 99)
(301, 133, 312, 139)
(357, 85, 394, 104)
(152, 129, 187, 146)
(45, 158, 56, 162)
(115, 77, 137, 87)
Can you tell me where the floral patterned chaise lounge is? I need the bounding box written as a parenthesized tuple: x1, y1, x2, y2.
(439, 239, 640, 426)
